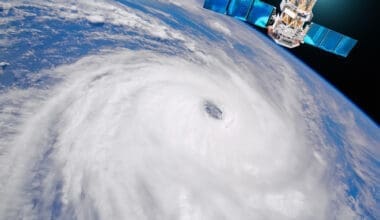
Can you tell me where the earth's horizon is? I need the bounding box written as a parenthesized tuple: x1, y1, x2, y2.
(0, 0, 379, 219)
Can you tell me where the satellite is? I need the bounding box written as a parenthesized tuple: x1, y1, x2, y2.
(203, 0, 357, 57)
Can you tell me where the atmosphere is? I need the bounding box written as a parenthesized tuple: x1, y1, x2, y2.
(0, 0, 379, 219)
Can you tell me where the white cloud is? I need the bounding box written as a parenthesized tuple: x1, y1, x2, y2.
(3, 0, 186, 41)
(1, 0, 376, 219)
(0, 62, 9, 75)
(0, 49, 330, 219)
(208, 20, 231, 36)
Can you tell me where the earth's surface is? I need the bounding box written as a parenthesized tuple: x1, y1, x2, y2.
(0, 0, 379, 219)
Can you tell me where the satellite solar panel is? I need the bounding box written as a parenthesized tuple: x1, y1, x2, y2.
(204, 0, 275, 29)
(335, 37, 358, 56)
(322, 31, 343, 52)
(247, 0, 276, 28)
(304, 23, 357, 57)
(227, 0, 254, 20)
(203, 0, 230, 14)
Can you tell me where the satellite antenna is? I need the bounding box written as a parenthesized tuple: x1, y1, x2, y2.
(203, 0, 357, 57)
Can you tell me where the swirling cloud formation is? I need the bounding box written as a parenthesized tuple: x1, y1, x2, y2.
(0, 0, 378, 219)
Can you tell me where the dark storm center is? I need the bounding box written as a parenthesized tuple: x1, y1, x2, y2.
(203, 100, 223, 120)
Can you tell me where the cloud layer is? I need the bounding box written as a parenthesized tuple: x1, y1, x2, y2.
(0, 49, 331, 219)
(0, 0, 378, 219)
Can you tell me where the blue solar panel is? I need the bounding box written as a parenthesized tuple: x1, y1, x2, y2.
(336, 37, 357, 56)
(203, 0, 275, 28)
(226, 0, 254, 20)
(247, 0, 276, 28)
(304, 23, 357, 57)
(203, 0, 230, 14)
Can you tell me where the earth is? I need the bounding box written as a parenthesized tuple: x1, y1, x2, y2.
(0, 0, 379, 219)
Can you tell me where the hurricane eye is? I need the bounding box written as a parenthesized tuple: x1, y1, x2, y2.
(203, 100, 223, 120)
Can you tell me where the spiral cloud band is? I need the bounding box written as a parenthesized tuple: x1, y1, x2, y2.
(0, 49, 330, 219)
(1, 0, 378, 219)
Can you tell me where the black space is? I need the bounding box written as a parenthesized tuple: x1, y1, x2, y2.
(261, 0, 380, 125)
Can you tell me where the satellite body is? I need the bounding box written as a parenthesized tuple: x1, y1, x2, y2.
(203, 0, 357, 57)
(268, 0, 316, 48)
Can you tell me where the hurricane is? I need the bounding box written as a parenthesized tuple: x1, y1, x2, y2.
(0, 0, 378, 219)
